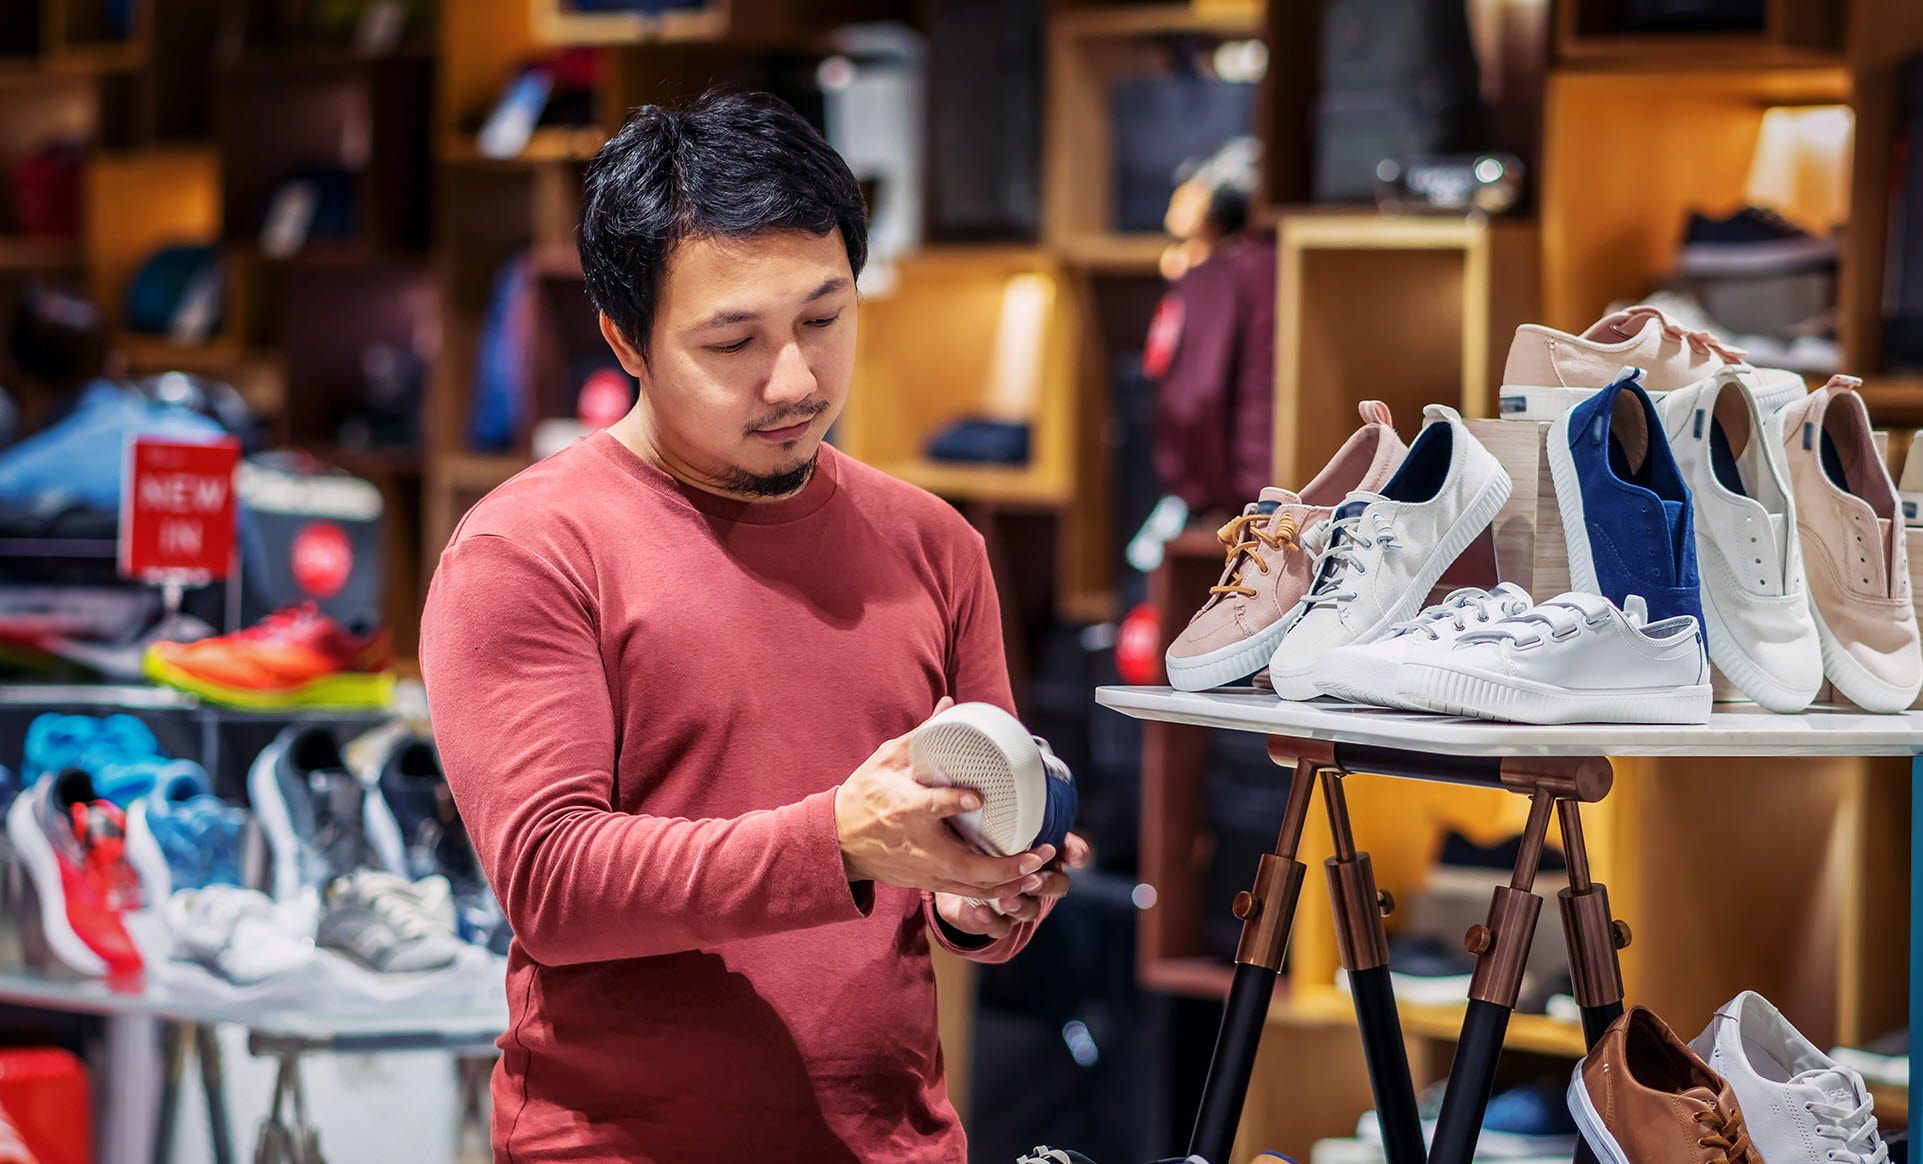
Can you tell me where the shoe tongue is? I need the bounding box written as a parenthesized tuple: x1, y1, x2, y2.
(1488, 581, 1533, 607)
(1790, 1066, 1865, 1110)
(1679, 1085, 1722, 1112)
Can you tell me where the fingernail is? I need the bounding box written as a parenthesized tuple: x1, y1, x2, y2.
(1020, 855, 1044, 874)
(961, 794, 981, 810)
(1022, 875, 1043, 893)
(1036, 844, 1056, 863)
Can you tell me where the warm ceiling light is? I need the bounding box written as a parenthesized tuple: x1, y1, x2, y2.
(1745, 104, 1853, 232)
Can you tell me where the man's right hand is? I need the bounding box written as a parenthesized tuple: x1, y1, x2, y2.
(834, 700, 1047, 901)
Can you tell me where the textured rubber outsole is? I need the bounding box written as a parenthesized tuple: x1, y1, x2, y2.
(1809, 603, 1922, 713)
(1399, 662, 1712, 725)
(1166, 614, 1295, 693)
(1566, 1068, 1633, 1164)
(144, 651, 394, 710)
(1269, 468, 1512, 700)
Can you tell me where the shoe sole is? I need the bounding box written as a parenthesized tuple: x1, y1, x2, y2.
(1315, 655, 1425, 711)
(909, 703, 1046, 857)
(1399, 662, 1712, 725)
(1566, 1067, 1633, 1164)
(5, 792, 109, 976)
(1165, 613, 1297, 693)
(144, 651, 394, 711)
(1761, 405, 1923, 713)
(1270, 468, 1513, 701)
(248, 733, 313, 904)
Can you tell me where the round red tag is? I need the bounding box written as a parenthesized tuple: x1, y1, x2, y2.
(291, 520, 353, 598)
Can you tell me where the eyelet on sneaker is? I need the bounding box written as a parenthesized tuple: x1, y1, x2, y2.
(1550, 623, 1582, 641)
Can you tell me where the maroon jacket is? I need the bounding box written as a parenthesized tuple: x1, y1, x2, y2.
(1147, 234, 1277, 515)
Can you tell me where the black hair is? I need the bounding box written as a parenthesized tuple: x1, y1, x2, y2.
(578, 90, 868, 362)
(7, 282, 106, 389)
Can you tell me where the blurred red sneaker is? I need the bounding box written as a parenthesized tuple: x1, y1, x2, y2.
(6, 769, 144, 978)
(144, 604, 393, 709)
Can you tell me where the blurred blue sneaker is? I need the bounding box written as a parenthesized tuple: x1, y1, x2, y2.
(24, 712, 208, 806)
(125, 767, 248, 899)
(1478, 1079, 1579, 1158)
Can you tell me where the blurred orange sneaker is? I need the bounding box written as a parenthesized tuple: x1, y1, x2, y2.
(143, 605, 394, 709)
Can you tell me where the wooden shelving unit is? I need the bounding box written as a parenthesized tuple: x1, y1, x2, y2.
(1271, 213, 1539, 486)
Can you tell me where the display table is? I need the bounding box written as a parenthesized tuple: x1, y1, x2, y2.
(1095, 687, 1923, 1164)
(0, 967, 506, 1164)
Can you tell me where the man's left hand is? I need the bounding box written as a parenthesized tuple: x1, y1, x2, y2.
(934, 832, 1093, 940)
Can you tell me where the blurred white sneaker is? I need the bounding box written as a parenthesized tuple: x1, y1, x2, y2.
(167, 885, 312, 984)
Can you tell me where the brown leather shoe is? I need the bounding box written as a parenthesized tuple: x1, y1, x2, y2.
(1569, 1006, 1763, 1164)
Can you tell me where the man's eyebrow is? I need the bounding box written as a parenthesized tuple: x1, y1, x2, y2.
(692, 278, 850, 332)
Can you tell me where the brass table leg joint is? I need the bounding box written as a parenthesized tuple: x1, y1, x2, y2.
(1234, 854, 1307, 971)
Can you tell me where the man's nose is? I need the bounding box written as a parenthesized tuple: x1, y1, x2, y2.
(765, 340, 817, 406)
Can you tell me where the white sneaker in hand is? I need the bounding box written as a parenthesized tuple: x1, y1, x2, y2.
(1314, 583, 1534, 709)
(1690, 991, 1889, 1164)
(1268, 405, 1512, 700)
(1396, 592, 1711, 724)
(1656, 369, 1823, 712)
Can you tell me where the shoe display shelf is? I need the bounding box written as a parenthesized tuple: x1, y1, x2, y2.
(1554, 0, 1845, 68)
(1269, 214, 1540, 489)
(1105, 685, 1918, 1164)
(0, 961, 503, 1164)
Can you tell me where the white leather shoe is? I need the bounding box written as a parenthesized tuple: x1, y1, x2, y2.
(1396, 592, 1711, 724)
(1267, 405, 1512, 700)
(1656, 369, 1823, 712)
(1689, 992, 1888, 1164)
(1313, 583, 1534, 709)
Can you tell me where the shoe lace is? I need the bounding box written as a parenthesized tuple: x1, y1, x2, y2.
(1695, 1104, 1763, 1163)
(1302, 508, 1397, 609)
(353, 875, 445, 944)
(1390, 588, 1531, 641)
(1210, 512, 1303, 599)
(1456, 597, 1607, 649)
(1805, 1076, 1887, 1164)
(1613, 304, 1749, 364)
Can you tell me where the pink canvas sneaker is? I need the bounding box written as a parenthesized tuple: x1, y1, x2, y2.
(1771, 376, 1923, 712)
(1165, 401, 1407, 691)
(1501, 304, 1806, 420)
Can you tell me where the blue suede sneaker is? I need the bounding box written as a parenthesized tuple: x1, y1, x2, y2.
(125, 766, 248, 899)
(1547, 367, 1705, 628)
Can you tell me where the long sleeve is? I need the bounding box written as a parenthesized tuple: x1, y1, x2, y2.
(924, 532, 1052, 964)
(420, 532, 871, 968)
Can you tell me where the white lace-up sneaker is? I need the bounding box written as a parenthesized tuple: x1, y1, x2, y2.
(1267, 405, 1512, 700)
(1314, 583, 1535, 709)
(1397, 592, 1711, 724)
(1656, 369, 1823, 712)
(1690, 992, 1890, 1164)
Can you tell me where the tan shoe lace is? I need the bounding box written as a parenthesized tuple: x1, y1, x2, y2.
(1210, 512, 1300, 599)
(1612, 304, 1749, 364)
(1695, 1103, 1763, 1164)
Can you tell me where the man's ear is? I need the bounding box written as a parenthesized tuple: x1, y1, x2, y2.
(599, 313, 650, 380)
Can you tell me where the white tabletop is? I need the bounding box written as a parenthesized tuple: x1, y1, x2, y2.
(1095, 687, 1923, 758)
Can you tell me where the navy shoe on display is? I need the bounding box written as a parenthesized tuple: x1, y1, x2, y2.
(1679, 205, 1840, 277)
(369, 734, 508, 953)
(1548, 366, 1706, 628)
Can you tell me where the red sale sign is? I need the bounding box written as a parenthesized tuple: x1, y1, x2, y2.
(118, 436, 241, 583)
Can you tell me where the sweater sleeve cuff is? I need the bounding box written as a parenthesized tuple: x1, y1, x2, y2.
(922, 892, 1045, 964)
(784, 787, 876, 922)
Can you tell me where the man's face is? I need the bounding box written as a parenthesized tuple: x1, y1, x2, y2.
(604, 228, 857, 496)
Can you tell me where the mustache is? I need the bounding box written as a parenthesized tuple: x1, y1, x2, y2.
(746, 401, 829, 434)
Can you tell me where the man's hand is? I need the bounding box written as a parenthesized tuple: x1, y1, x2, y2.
(835, 699, 1045, 901)
(933, 831, 1092, 939)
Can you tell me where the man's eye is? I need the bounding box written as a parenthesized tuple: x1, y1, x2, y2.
(710, 337, 752, 354)
(805, 312, 841, 329)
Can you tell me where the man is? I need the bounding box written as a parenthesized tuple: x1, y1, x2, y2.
(421, 91, 1086, 1161)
